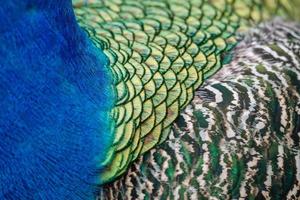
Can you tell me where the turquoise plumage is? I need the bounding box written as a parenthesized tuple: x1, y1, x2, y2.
(0, 0, 299, 199)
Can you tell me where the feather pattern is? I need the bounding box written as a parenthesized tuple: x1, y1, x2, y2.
(74, 0, 300, 184)
(101, 19, 300, 199)
(0, 1, 114, 199)
(0, 0, 300, 199)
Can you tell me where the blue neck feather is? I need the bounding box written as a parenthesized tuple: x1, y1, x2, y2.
(0, 0, 114, 199)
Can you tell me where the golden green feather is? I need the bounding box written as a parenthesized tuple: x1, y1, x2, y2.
(73, 0, 299, 183)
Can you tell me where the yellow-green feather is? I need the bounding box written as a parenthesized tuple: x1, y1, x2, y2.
(73, 0, 299, 183)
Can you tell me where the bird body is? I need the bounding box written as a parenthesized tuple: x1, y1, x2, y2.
(74, 0, 300, 184)
(0, 0, 300, 199)
(102, 19, 300, 199)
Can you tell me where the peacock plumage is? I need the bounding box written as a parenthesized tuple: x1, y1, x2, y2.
(102, 19, 300, 199)
(0, 0, 300, 199)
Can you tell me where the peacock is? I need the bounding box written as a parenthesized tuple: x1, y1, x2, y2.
(0, 0, 299, 199)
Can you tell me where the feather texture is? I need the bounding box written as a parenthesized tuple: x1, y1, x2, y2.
(0, 0, 300, 199)
(101, 18, 300, 200)
(74, 0, 300, 184)
(0, 1, 114, 199)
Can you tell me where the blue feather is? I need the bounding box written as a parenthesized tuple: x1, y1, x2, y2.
(0, 0, 114, 199)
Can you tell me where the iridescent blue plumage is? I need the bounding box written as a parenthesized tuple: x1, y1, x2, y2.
(0, 0, 114, 199)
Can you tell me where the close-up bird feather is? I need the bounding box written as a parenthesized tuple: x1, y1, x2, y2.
(0, 0, 299, 199)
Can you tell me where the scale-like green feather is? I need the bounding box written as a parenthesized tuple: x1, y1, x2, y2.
(101, 18, 300, 199)
(73, 0, 299, 183)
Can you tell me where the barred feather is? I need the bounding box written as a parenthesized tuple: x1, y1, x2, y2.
(74, 0, 300, 183)
(101, 19, 300, 199)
